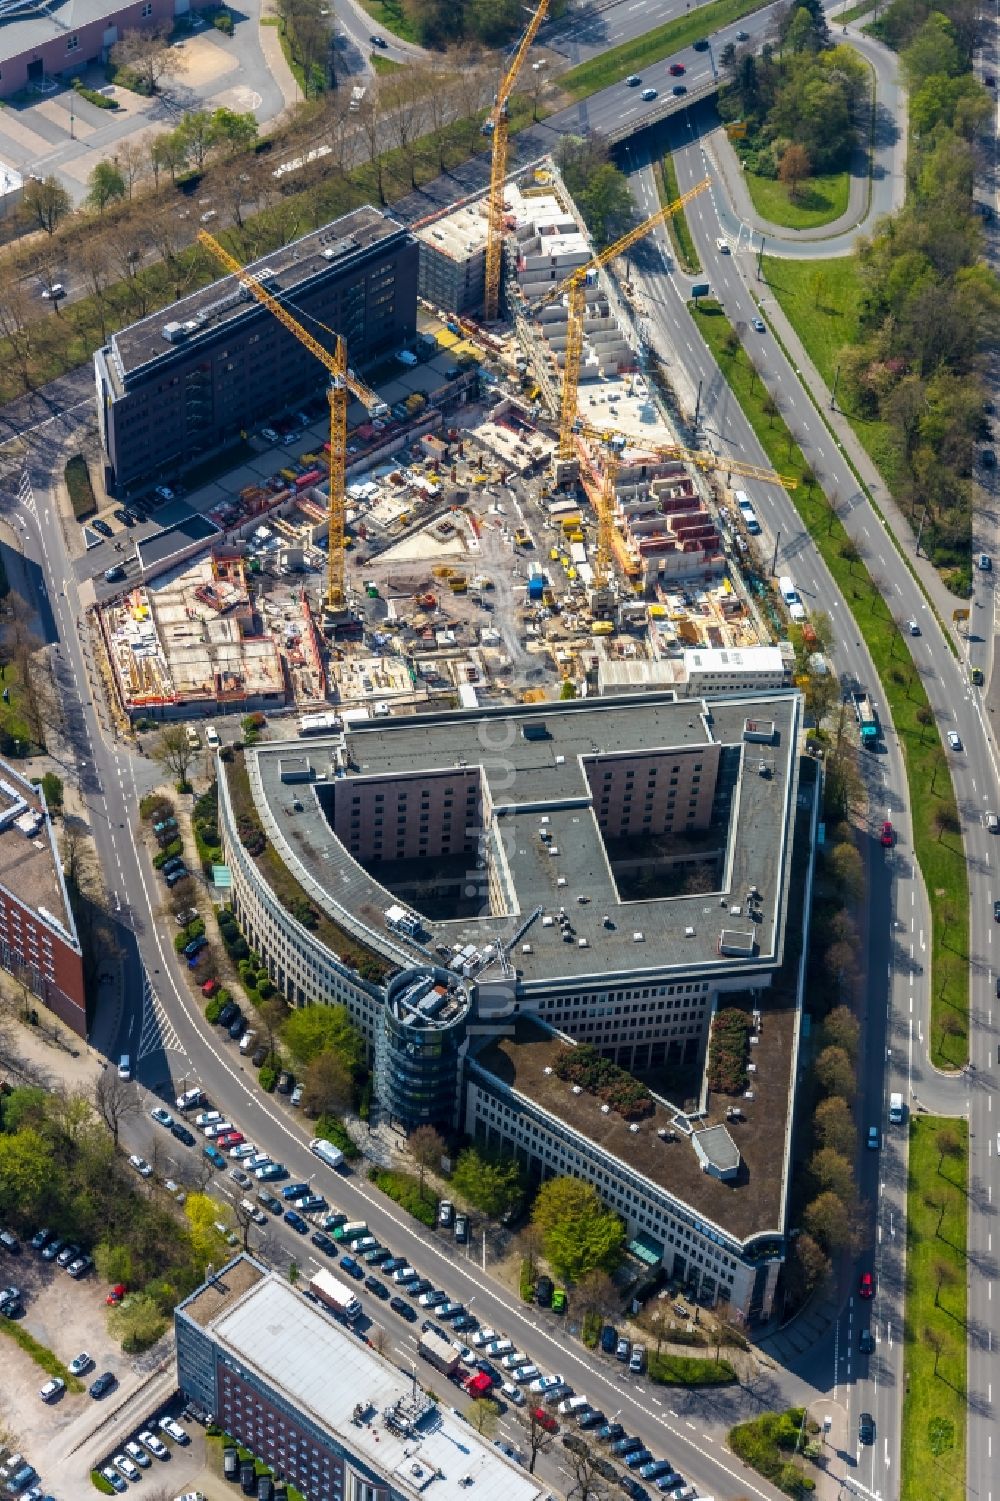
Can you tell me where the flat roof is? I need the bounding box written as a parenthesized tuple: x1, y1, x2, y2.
(245, 691, 801, 988)
(0, 761, 78, 946)
(189, 1265, 544, 1501)
(137, 515, 221, 572)
(0, 0, 118, 62)
(109, 206, 405, 382)
(471, 1012, 793, 1245)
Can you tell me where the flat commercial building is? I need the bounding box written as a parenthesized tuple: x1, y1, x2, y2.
(0, 761, 85, 1035)
(176, 1256, 545, 1501)
(0, 0, 176, 99)
(218, 691, 813, 1320)
(95, 206, 419, 493)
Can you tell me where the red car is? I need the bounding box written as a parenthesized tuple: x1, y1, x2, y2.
(216, 1131, 245, 1148)
(859, 1271, 874, 1299)
(106, 1283, 127, 1306)
(669, 62, 686, 75)
(880, 821, 894, 847)
(532, 1407, 558, 1433)
(201, 979, 220, 998)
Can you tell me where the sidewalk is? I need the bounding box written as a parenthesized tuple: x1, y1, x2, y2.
(257, 0, 299, 115)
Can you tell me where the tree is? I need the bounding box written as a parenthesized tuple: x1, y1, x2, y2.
(451, 1146, 523, 1219)
(21, 175, 71, 236)
(813, 1044, 856, 1101)
(566, 1446, 614, 1501)
(809, 1147, 855, 1205)
(531, 1178, 625, 1282)
(827, 840, 863, 900)
(803, 1190, 854, 1253)
(86, 159, 127, 215)
(257, 994, 288, 1060)
(282, 1003, 363, 1069)
(210, 107, 259, 157)
(94, 1240, 134, 1286)
(176, 111, 215, 171)
(409, 1124, 445, 1197)
(184, 1192, 229, 1271)
(924, 1323, 945, 1375)
(150, 725, 197, 786)
(112, 27, 184, 93)
(778, 143, 812, 199)
(785, 1231, 829, 1304)
(932, 1255, 956, 1307)
(936, 1127, 963, 1174)
(519, 1403, 555, 1473)
(931, 805, 961, 841)
(93, 1068, 140, 1148)
(301, 1050, 353, 1117)
(573, 1268, 616, 1321)
(107, 1292, 168, 1352)
(150, 131, 188, 185)
(0, 1127, 54, 1221)
(468, 1398, 499, 1438)
(821, 1004, 860, 1060)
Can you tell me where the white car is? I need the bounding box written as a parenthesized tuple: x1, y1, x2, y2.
(68, 1352, 93, 1376)
(195, 1110, 222, 1128)
(512, 1364, 540, 1383)
(202, 1121, 233, 1139)
(137, 1431, 168, 1460)
(150, 1107, 173, 1128)
(473, 1327, 498, 1348)
(101, 1469, 126, 1494)
(907, 618, 920, 635)
(159, 1416, 188, 1444)
(129, 1154, 153, 1178)
(118, 1054, 131, 1080)
(41, 283, 66, 300)
(485, 1339, 514, 1356)
(641, 87, 657, 100)
(947, 731, 962, 750)
(261, 428, 280, 444)
(716, 238, 730, 253)
(230, 1142, 256, 1159)
(501, 1350, 524, 1370)
(113, 1454, 141, 1483)
(530, 1373, 564, 1394)
(124, 1442, 150, 1470)
(501, 1381, 525, 1405)
(39, 1377, 65, 1401)
(454, 1344, 477, 1365)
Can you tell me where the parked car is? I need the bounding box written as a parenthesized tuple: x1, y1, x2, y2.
(203, 1145, 226, 1170)
(0, 1230, 19, 1253)
(171, 1123, 196, 1146)
(39, 1378, 65, 1402)
(150, 1107, 173, 1128)
(138, 1431, 168, 1460)
(68, 1352, 93, 1376)
(536, 1275, 554, 1306)
(89, 1371, 117, 1399)
(129, 1154, 153, 1178)
(100, 1470, 126, 1495)
(600, 1324, 617, 1354)
(532, 1407, 558, 1434)
(159, 1416, 188, 1444)
(124, 1442, 150, 1470)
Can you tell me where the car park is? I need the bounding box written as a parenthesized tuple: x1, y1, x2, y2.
(68, 1352, 93, 1376)
(90, 1371, 117, 1398)
(129, 1154, 153, 1177)
(39, 1378, 64, 1402)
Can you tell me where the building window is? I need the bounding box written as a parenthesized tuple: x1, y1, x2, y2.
(66, 33, 79, 50)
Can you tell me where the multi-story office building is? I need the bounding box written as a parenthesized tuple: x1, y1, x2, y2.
(0, 760, 86, 1036)
(176, 1256, 545, 1501)
(94, 206, 419, 492)
(218, 691, 815, 1319)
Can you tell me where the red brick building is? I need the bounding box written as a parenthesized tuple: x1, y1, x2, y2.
(0, 762, 86, 1037)
(0, 0, 183, 100)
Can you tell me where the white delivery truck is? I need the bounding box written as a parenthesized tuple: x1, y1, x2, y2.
(310, 1137, 345, 1170)
(310, 1268, 362, 1324)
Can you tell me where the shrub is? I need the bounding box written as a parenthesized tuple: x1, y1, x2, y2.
(707, 1008, 754, 1094)
(213, 9, 234, 31)
(40, 772, 63, 808)
(205, 997, 222, 1023)
(216, 987, 231, 1007)
(153, 839, 183, 869)
(237, 812, 266, 854)
(552, 1042, 652, 1120)
(519, 1257, 535, 1303)
(581, 1310, 601, 1348)
(370, 1168, 437, 1227)
(314, 1112, 360, 1161)
(259, 1065, 278, 1092)
(65, 454, 98, 519)
(229, 935, 250, 961)
(91, 1471, 116, 1494)
(140, 795, 174, 822)
(257, 977, 275, 1000)
(729, 1408, 816, 1494)
(72, 78, 118, 108)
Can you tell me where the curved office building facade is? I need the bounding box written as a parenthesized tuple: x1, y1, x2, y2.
(375, 968, 471, 1128)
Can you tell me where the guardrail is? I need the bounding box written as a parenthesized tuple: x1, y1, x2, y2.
(603, 75, 721, 145)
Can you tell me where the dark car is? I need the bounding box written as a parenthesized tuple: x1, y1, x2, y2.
(693, 35, 709, 48)
(672, 84, 687, 95)
(283, 1210, 308, 1234)
(0, 1230, 19, 1253)
(341, 1256, 364, 1280)
(41, 1238, 65, 1263)
(409, 1277, 433, 1298)
(382, 1257, 407, 1274)
(281, 1182, 310, 1201)
(390, 1295, 417, 1320)
(536, 1275, 554, 1307)
(252, 1045, 268, 1068)
(89, 1371, 117, 1399)
(563, 1434, 589, 1458)
(859, 1329, 875, 1353)
(452, 1313, 478, 1332)
(228, 1015, 246, 1040)
(257, 1191, 282, 1214)
(859, 1411, 875, 1445)
(624, 1449, 652, 1470)
(203, 1145, 226, 1170)
(370, 32, 387, 45)
(365, 1246, 390, 1264)
(600, 1323, 618, 1354)
(579, 1411, 606, 1430)
(620, 1479, 649, 1501)
(29, 1229, 52, 1252)
(171, 1123, 196, 1147)
(311, 1233, 338, 1257)
(277, 1070, 295, 1095)
(217, 1001, 238, 1028)
(612, 1436, 643, 1457)
(598, 1423, 625, 1444)
(365, 1276, 389, 1299)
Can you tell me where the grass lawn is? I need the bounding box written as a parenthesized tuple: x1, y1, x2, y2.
(560, 0, 764, 98)
(901, 1117, 967, 1501)
(648, 1352, 735, 1386)
(355, 0, 421, 45)
(369, 1166, 437, 1227)
(745, 169, 850, 230)
(694, 300, 969, 1067)
(654, 154, 701, 274)
(370, 52, 403, 74)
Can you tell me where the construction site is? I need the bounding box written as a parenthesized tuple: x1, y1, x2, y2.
(92, 0, 804, 728)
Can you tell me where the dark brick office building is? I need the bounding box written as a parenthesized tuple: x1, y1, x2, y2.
(94, 205, 419, 493)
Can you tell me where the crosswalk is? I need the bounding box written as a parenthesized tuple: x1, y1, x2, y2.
(136, 971, 187, 1061)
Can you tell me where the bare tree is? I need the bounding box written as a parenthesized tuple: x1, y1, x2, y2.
(0, 282, 38, 392)
(301, 1049, 353, 1117)
(518, 1405, 555, 1474)
(408, 1124, 445, 1197)
(93, 1067, 141, 1148)
(565, 1446, 613, 1501)
(359, 90, 387, 204)
(117, 139, 148, 201)
(112, 28, 186, 94)
(383, 70, 429, 187)
(369, 1325, 391, 1357)
(77, 235, 115, 344)
(151, 725, 197, 786)
(20, 174, 71, 236)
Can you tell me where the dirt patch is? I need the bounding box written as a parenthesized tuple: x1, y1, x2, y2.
(169, 35, 239, 87)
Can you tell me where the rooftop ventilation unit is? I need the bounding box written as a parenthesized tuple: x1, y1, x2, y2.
(571, 1085, 583, 1095)
(633, 932, 644, 942)
(628, 1123, 640, 1134)
(601, 1104, 610, 1114)
(684, 926, 695, 937)
(522, 943, 533, 954)
(543, 1066, 553, 1076)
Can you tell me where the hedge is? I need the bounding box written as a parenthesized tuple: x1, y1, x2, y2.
(369, 1167, 437, 1228)
(707, 1008, 753, 1094)
(72, 79, 118, 108)
(91, 1471, 117, 1494)
(65, 454, 98, 519)
(519, 1257, 535, 1303)
(205, 997, 222, 1023)
(0, 1314, 84, 1390)
(314, 1112, 360, 1161)
(553, 1042, 652, 1120)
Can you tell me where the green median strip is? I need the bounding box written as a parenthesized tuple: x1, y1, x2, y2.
(559, 0, 765, 100)
(653, 154, 701, 274)
(0, 1315, 84, 1391)
(901, 1117, 967, 1501)
(692, 300, 969, 1068)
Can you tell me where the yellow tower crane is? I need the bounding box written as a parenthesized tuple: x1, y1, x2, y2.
(198, 230, 387, 621)
(528, 179, 710, 462)
(483, 0, 550, 322)
(569, 418, 798, 591)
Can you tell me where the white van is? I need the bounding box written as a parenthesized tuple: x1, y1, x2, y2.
(239, 1029, 257, 1055)
(176, 1087, 203, 1112)
(778, 575, 807, 622)
(888, 1092, 904, 1124)
(205, 725, 220, 749)
(185, 726, 201, 749)
(558, 1395, 590, 1416)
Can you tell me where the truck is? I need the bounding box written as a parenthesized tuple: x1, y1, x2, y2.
(309, 1268, 362, 1324)
(309, 1136, 345, 1170)
(418, 1329, 459, 1376)
(852, 689, 879, 747)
